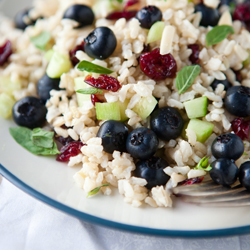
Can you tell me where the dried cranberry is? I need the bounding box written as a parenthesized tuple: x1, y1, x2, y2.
(69, 41, 85, 66)
(233, 2, 250, 31)
(124, 0, 139, 9)
(56, 141, 85, 162)
(0, 40, 12, 66)
(91, 94, 102, 105)
(179, 176, 204, 186)
(139, 48, 177, 80)
(106, 10, 137, 21)
(231, 117, 250, 140)
(55, 136, 74, 146)
(85, 74, 121, 92)
(188, 44, 200, 64)
(233, 70, 242, 82)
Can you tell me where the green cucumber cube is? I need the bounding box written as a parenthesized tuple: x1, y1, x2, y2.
(243, 50, 250, 67)
(184, 96, 208, 119)
(74, 76, 91, 107)
(147, 21, 165, 44)
(186, 119, 214, 143)
(118, 99, 129, 122)
(132, 96, 158, 120)
(44, 49, 54, 62)
(96, 102, 121, 121)
(0, 93, 15, 118)
(46, 52, 71, 78)
(0, 76, 21, 96)
(93, 0, 120, 17)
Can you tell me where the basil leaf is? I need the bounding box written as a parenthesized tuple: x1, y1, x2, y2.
(243, 152, 248, 156)
(76, 88, 103, 95)
(87, 183, 111, 197)
(77, 60, 114, 74)
(194, 156, 212, 171)
(175, 65, 201, 94)
(9, 127, 60, 156)
(206, 25, 234, 47)
(32, 128, 54, 148)
(30, 31, 51, 51)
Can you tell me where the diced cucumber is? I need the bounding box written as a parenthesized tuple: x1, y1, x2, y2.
(0, 93, 15, 118)
(46, 52, 71, 78)
(147, 21, 165, 44)
(96, 102, 121, 121)
(186, 119, 214, 143)
(118, 99, 129, 122)
(74, 76, 91, 107)
(184, 96, 207, 119)
(243, 50, 250, 67)
(93, 0, 120, 18)
(132, 96, 158, 120)
(45, 49, 54, 62)
(0, 76, 21, 96)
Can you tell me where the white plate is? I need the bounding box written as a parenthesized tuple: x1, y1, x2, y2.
(1, 0, 250, 237)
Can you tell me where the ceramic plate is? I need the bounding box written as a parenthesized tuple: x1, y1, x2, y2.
(1, 0, 250, 238)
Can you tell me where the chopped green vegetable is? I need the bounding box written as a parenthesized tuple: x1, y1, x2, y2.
(44, 49, 54, 62)
(147, 21, 165, 44)
(206, 25, 234, 47)
(243, 152, 248, 156)
(30, 31, 51, 51)
(194, 156, 212, 171)
(77, 60, 114, 74)
(87, 183, 111, 197)
(175, 65, 201, 94)
(77, 88, 103, 95)
(0, 93, 15, 119)
(9, 127, 60, 155)
(184, 96, 208, 119)
(95, 102, 121, 120)
(31, 128, 54, 148)
(118, 99, 129, 122)
(74, 76, 91, 106)
(0, 76, 21, 96)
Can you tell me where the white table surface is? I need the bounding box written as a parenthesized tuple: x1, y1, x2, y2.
(1, 175, 250, 250)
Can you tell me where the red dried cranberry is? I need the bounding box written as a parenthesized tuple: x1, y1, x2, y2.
(0, 40, 12, 66)
(231, 117, 250, 140)
(91, 94, 102, 105)
(188, 44, 200, 64)
(124, 0, 139, 9)
(139, 48, 177, 80)
(179, 176, 204, 186)
(233, 2, 250, 31)
(106, 10, 137, 21)
(56, 141, 85, 162)
(55, 136, 74, 146)
(233, 70, 242, 82)
(69, 41, 85, 66)
(85, 74, 121, 92)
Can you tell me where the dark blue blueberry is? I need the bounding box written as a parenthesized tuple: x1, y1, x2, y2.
(63, 4, 94, 28)
(224, 86, 250, 117)
(135, 5, 162, 29)
(134, 157, 170, 189)
(194, 3, 220, 27)
(239, 161, 250, 191)
(37, 74, 61, 103)
(84, 27, 117, 60)
(220, 0, 236, 5)
(126, 127, 158, 160)
(211, 133, 244, 160)
(14, 9, 36, 30)
(210, 78, 232, 91)
(12, 96, 47, 129)
(210, 158, 239, 186)
(97, 120, 128, 154)
(150, 107, 184, 141)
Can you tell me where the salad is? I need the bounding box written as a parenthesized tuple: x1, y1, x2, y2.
(1, 0, 250, 208)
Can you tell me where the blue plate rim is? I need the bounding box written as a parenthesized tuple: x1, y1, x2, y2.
(1, 163, 250, 238)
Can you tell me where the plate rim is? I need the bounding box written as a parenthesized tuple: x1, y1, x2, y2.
(1, 163, 250, 238)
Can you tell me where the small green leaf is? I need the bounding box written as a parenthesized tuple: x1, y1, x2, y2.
(206, 25, 234, 47)
(77, 60, 114, 74)
(175, 65, 201, 94)
(87, 183, 111, 197)
(32, 128, 54, 148)
(76, 87, 103, 95)
(30, 31, 51, 51)
(9, 127, 60, 155)
(194, 156, 212, 171)
(243, 152, 248, 156)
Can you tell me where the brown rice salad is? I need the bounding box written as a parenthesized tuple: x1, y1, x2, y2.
(2, 0, 250, 208)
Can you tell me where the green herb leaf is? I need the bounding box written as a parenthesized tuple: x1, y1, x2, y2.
(31, 128, 54, 148)
(87, 183, 111, 197)
(206, 25, 234, 47)
(77, 60, 114, 74)
(243, 152, 248, 156)
(175, 65, 201, 94)
(9, 127, 60, 155)
(229, 2, 236, 14)
(76, 87, 103, 95)
(30, 31, 51, 51)
(194, 156, 212, 171)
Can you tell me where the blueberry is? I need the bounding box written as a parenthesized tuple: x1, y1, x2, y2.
(210, 158, 239, 186)
(224, 86, 250, 117)
(239, 161, 250, 191)
(194, 3, 220, 27)
(126, 127, 158, 160)
(97, 120, 128, 154)
(15, 9, 36, 30)
(210, 78, 232, 91)
(135, 5, 162, 29)
(84, 27, 117, 60)
(12, 96, 47, 129)
(63, 4, 94, 28)
(37, 74, 61, 103)
(220, 0, 236, 5)
(150, 107, 184, 141)
(211, 133, 244, 160)
(134, 157, 170, 189)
